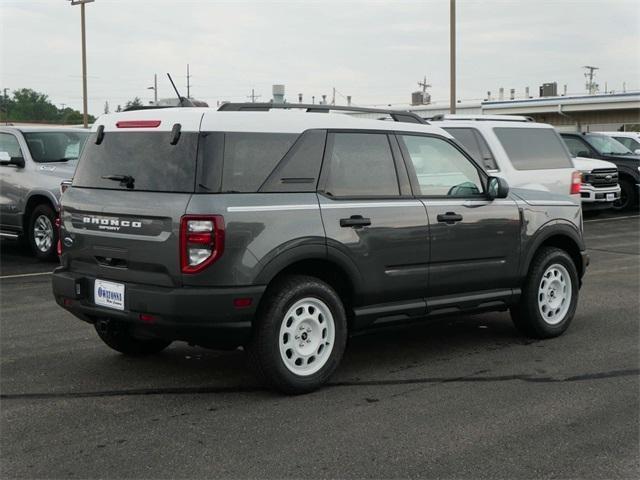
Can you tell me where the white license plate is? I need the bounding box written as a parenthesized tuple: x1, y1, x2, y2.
(606, 193, 615, 201)
(94, 279, 125, 311)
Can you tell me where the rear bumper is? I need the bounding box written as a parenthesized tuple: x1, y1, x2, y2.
(52, 268, 264, 347)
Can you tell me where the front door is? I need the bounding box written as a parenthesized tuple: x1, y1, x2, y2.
(318, 131, 430, 309)
(396, 133, 521, 299)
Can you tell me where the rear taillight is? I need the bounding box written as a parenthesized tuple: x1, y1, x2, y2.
(180, 215, 225, 274)
(570, 171, 582, 195)
(116, 120, 161, 128)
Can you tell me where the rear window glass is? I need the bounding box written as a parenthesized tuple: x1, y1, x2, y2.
(494, 127, 573, 170)
(73, 132, 198, 192)
(221, 133, 298, 192)
(24, 131, 89, 163)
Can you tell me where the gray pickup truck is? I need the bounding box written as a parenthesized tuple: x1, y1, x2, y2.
(52, 104, 588, 394)
(0, 126, 89, 259)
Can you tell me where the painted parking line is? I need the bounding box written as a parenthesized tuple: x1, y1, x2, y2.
(584, 215, 639, 223)
(0, 271, 52, 280)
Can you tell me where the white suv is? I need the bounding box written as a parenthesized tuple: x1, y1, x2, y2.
(429, 115, 580, 199)
(571, 156, 620, 209)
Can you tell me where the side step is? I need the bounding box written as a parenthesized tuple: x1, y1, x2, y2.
(0, 231, 20, 239)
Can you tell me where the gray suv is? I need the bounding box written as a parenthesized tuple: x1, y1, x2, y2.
(52, 104, 588, 394)
(0, 126, 89, 259)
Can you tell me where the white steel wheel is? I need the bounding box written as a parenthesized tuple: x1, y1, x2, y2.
(537, 263, 572, 325)
(278, 297, 335, 376)
(33, 214, 54, 253)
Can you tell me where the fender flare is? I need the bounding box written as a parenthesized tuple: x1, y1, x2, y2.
(253, 242, 363, 296)
(520, 221, 585, 278)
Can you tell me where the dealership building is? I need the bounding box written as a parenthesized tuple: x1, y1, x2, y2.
(404, 91, 640, 132)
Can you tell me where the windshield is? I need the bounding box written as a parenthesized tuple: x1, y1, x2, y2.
(585, 134, 633, 155)
(23, 131, 90, 163)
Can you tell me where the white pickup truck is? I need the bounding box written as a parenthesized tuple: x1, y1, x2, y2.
(572, 156, 620, 210)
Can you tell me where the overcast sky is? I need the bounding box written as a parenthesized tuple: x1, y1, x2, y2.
(1, 0, 639, 115)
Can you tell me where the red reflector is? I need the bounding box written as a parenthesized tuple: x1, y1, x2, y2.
(187, 232, 212, 244)
(233, 298, 252, 309)
(139, 313, 157, 323)
(55, 216, 62, 256)
(63, 298, 73, 307)
(570, 171, 582, 195)
(116, 120, 161, 128)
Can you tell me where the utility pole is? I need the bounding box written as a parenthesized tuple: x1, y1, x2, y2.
(147, 74, 158, 104)
(186, 64, 192, 99)
(583, 65, 599, 95)
(332, 87, 336, 105)
(247, 88, 261, 103)
(449, 0, 456, 114)
(69, 0, 94, 128)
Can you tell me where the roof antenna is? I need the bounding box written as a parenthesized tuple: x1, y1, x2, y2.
(167, 73, 194, 107)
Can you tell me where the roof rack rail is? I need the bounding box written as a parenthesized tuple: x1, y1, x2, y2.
(217, 102, 429, 124)
(427, 113, 533, 122)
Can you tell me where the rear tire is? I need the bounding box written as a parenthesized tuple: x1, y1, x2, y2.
(246, 275, 347, 394)
(27, 204, 58, 260)
(511, 247, 579, 339)
(94, 320, 171, 355)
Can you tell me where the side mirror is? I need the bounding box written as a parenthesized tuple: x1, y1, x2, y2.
(487, 176, 509, 199)
(577, 150, 591, 158)
(0, 151, 25, 168)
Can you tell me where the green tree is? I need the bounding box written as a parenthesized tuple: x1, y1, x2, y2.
(124, 97, 143, 110)
(9, 88, 59, 122)
(0, 88, 94, 124)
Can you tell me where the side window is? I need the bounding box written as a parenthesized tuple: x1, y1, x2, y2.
(443, 127, 497, 171)
(324, 133, 399, 197)
(494, 128, 573, 170)
(260, 130, 326, 192)
(221, 132, 298, 193)
(400, 135, 484, 197)
(562, 136, 591, 157)
(0, 133, 23, 158)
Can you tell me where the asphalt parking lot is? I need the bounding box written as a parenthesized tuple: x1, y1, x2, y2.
(1, 212, 638, 479)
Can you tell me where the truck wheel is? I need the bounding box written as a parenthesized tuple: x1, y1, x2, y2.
(27, 204, 58, 260)
(612, 178, 636, 211)
(246, 275, 347, 394)
(94, 320, 171, 355)
(511, 247, 579, 339)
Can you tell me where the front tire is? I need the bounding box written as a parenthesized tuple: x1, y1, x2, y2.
(28, 204, 58, 260)
(94, 320, 171, 355)
(511, 247, 579, 339)
(612, 177, 637, 212)
(246, 275, 348, 394)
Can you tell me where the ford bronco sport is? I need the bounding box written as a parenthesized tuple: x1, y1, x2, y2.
(52, 104, 588, 394)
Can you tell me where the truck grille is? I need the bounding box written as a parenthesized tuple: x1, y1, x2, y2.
(583, 168, 618, 188)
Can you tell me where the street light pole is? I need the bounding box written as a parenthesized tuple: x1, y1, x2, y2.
(69, 0, 94, 128)
(449, 0, 456, 114)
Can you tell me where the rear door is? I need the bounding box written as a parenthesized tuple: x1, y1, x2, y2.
(318, 131, 429, 310)
(0, 132, 28, 231)
(63, 123, 201, 288)
(396, 133, 521, 298)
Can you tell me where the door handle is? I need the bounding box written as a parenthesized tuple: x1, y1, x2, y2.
(340, 215, 371, 228)
(436, 212, 463, 224)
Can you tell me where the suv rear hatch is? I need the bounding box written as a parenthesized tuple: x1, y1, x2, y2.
(62, 112, 203, 287)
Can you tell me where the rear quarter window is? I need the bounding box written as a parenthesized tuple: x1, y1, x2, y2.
(221, 133, 298, 192)
(494, 127, 573, 170)
(73, 132, 199, 192)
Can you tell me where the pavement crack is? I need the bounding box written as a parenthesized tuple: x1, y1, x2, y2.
(1, 368, 637, 400)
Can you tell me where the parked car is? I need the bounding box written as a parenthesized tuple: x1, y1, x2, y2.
(429, 115, 581, 199)
(595, 131, 640, 155)
(571, 156, 620, 209)
(560, 132, 640, 211)
(52, 104, 588, 394)
(0, 126, 90, 259)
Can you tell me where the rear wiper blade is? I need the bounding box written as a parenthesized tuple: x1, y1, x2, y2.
(102, 174, 135, 189)
(53, 157, 77, 162)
